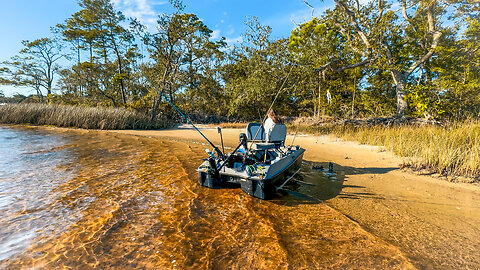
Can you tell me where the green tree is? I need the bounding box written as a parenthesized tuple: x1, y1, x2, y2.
(57, 0, 138, 108)
(144, 9, 226, 119)
(289, 14, 366, 118)
(291, 0, 453, 117)
(223, 17, 301, 120)
(0, 38, 62, 98)
(431, 16, 480, 119)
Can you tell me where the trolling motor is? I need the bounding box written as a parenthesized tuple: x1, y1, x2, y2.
(239, 133, 247, 150)
(199, 132, 248, 188)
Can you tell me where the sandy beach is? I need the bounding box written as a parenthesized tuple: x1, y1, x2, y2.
(111, 125, 480, 269)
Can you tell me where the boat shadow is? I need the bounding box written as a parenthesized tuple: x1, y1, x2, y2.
(269, 160, 398, 207)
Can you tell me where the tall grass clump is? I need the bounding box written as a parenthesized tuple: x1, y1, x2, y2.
(290, 119, 480, 182)
(0, 103, 171, 130)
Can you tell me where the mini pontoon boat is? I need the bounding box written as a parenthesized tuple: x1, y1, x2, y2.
(197, 123, 305, 199)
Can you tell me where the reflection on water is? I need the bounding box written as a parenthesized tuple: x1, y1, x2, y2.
(0, 126, 412, 269)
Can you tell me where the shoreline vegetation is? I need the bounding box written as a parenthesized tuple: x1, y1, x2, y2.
(289, 119, 480, 184)
(0, 1, 478, 184)
(0, 103, 170, 130)
(220, 118, 480, 184)
(1, 103, 478, 184)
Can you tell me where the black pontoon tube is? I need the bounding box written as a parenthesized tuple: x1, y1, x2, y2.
(144, 76, 224, 159)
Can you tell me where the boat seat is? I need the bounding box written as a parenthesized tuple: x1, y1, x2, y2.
(253, 143, 276, 150)
(266, 124, 287, 144)
(246, 123, 265, 141)
(247, 122, 287, 151)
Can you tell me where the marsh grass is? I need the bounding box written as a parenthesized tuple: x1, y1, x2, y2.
(215, 122, 248, 129)
(0, 103, 171, 130)
(289, 121, 480, 182)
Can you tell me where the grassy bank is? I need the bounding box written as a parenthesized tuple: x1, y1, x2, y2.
(291, 120, 480, 183)
(0, 103, 171, 130)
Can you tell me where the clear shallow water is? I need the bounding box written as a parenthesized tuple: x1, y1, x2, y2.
(0, 126, 411, 269)
(0, 126, 76, 261)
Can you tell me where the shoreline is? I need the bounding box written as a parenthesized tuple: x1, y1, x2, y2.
(4, 123, 479, 190)
(1, 124, 416, 269)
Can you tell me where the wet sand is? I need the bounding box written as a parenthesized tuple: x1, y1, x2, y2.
(111, 126, 480, 269)
(1, 126, 414, 269)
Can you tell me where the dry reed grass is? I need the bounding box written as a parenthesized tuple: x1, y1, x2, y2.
(0, 103, 171, 130)
(215, 122, 248, 129)
(290, 121, 480, 182)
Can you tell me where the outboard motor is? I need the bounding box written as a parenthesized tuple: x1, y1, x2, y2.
(198, 156, 223, 188)
(198, 148, 223, 188)
(239, 133, 247, 149)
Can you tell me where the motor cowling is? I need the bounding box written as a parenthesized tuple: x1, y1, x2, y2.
(198, 157, 223, 188)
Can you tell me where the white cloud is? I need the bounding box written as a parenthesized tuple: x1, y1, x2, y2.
(225, 36, 243, 45)
(358, 0, 372, 5)
(264, 3, 334, 36)
(227, 26, 235, 36)
(211, 30, 221, 39)
(113, 0, 168, 30)
(289, 4, 332, 25)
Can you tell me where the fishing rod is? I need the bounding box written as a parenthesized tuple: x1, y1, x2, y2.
(248, 65, 294, 151)
(144, 76, 224, 159)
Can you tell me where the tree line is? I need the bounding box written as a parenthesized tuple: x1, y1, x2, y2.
(1, 0, 478, 121)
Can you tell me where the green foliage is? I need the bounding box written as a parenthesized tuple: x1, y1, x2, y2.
(430, 17, 480, 119)
(142, 10, 227, 119)
(55, 0, 138, 108)
(1, 38, 62, 97)
(222, 18, 305, 120)
(1, 0, 480, 122)
(406, 84, 443, 118)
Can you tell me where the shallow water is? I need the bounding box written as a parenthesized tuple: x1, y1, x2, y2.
(0, 126, 412, 269)
(0, 126, 76, 261)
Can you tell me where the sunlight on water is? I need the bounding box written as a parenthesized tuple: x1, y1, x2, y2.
(0, 126, 412, 269)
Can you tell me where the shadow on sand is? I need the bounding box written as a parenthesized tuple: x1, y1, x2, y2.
(269, 160, 397, 206)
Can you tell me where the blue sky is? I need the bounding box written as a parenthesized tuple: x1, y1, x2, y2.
(0, 0, 333, 96)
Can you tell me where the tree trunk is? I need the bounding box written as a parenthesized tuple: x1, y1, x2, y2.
(351, 77, 356, 117)
(89, 42, 93, 63)
(77, 39, 81, 64)
(47, 64, 52, 95)
(111, 37, 127, 108)
(317, 71, 322, 119)
(151, 96, 159, 121)
(391, 70, 408, 117)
